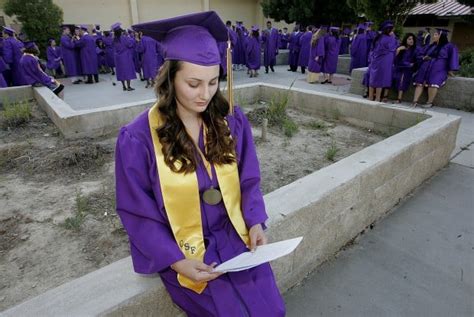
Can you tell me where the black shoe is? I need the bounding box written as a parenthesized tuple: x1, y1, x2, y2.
(265, 67, 269, 73)
(287, 68, 292, 71)
(321, 79, 329, 84)
(123, 86, 127, 91)
(127, 87, 135, 91)
(328, 81, 332, 84)
(111, 71, 115, 75)
(270, 66, 274, 72)
(85, 80, 94, 84)
(72, 79, 81, 84)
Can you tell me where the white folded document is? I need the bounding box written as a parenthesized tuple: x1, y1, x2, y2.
(214, 236, 303, 273)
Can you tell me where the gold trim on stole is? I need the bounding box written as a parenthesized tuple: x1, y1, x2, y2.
(148, 103, 250, 294)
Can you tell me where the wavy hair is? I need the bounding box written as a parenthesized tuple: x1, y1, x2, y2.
(154, 60, 236, 174)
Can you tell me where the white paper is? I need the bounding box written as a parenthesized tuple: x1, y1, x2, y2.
(214, 237, 303, 273)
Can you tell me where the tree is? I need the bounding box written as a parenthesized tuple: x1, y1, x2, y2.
(457, 0, 474, 5)
(261, 0, 357, 27)
(3, 0, 63, 58)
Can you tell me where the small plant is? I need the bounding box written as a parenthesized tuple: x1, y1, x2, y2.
(306, 120, 327, 130)
(62, 191, 90, 231)
(325, 142, 339, 161)
(283, 118, 299, 137)
(330, 108, 341, 121)
(0, 99, 32, 128)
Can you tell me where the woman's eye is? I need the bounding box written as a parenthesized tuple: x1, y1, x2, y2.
(209, 81, 217, 86)
(188, 83, 199, 88)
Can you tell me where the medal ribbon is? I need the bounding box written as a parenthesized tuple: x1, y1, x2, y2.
(148, 103, 249, 294)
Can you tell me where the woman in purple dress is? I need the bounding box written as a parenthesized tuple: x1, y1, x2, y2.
(102, 31, 115, 75)
(412, 29, 459, 108)
(392, 33, 419, 103)
(245, 25, 261, 78)
(111, 23, 136, 91)
(46, 39, 63, 77)
(116, 11, 285, 316)
(297, 25, 313, 74)
(322, 27, 341, 84)
(136, 33, 159, 88)
(307, 27, 326, 83)
(350, 24, 368, 73)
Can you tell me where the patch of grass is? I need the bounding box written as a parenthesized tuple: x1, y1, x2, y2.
(62, 191, 90, 231)
(283, 118, 299, 137)
(325, 142, 339, 161)
(0, 99, 32, 128)
(306, 120, 327, 130)
(330, 108, 341, 121)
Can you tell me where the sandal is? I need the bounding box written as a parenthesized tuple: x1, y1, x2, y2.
(411, 102, 418, 108)
(421, 103, 433, 109)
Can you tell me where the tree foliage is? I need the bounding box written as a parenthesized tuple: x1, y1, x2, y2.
(3, 0, 63, 58)
(457, 0, 474, 6)
(261, 0, 357, 26)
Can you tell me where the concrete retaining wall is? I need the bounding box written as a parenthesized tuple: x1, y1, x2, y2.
(337, 55, 351, 75)
(349, 67, 474, 112)
(2, 84, 460, 316)
(0, 86, 34, 106)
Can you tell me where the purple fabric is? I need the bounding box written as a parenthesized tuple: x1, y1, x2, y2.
(368, 34, 397, 88)
(96, 46, 106, 68)
(137, 35, 159, 80)
(60, 35, 82, 76)
(103, 35, 115, 68)
(232, 28, 247, 65)
(128, 36, 141, 74)
(308, 36, 325, 73)
(74, 33, 99, 75)
(288, 31, 302, 66)
(413, 43, 459, 87)
(350, 33, 368, 72)
(115, 106, 285, 316)
(20, 54, 54, 87)
(218, 41, 228, 76)
(0, 72, 6, 87)
(297, 31, 312, 67)
(262, 28, 279, 67)
(113, 35, 137, 81)
(245, 35, 261, 70)
(279, 32, 289, 49)
(3, 37, 26, 86)
(323, 35, 341, 74)
(392, 46, 420, 92)
(366, 30, 377, 52)
(339, 35, 349, 55)
(46, 46, 62, 70)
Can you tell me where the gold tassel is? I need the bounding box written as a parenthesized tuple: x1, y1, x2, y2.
(226, 38, 234, 115)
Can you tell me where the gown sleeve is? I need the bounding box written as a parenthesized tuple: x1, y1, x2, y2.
(448, 44, 460, 72)
(115, 127, 185, 273)
(229, 107, 269, 229)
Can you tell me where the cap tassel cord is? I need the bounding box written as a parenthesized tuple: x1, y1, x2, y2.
(226, 38, 234, 115)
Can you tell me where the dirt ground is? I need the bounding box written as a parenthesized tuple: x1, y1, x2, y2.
(0, 102, 384, 310)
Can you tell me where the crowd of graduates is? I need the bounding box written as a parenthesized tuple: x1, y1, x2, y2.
(1, 18, 460, 108)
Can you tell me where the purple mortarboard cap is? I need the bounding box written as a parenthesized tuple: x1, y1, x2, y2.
(95, 24, 100, 30)
(436, 28, 450, 35)
(2, 26, 15, 35)
(365, 21, 374, 26)
(80, 24, 89, 31)
(329, 26, 340, 32)
(343, 27, 351, 35)
(24, 41, 37, 49)
(380, 20, 394, 30)
(132, 11, 227, 66)
(357, 24, 367, 30)
(251, 25, 259, 32)
(111, 22, 122, 31)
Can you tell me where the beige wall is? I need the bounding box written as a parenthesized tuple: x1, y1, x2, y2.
(137, 1, 203, 24)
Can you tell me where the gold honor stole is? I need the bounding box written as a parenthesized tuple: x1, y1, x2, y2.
(148, 103, 250, 294)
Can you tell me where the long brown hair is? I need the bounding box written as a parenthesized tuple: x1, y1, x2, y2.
(154, 60, 236, 174)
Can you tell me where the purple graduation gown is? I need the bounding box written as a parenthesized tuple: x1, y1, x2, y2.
(279, 33, 289, 49)
(368, 34, 397, 88)
(350, 33, 368, 72)
(323, 35, 341, 74)
(0, 53, 8, 87)
(137, 35, 159, 80)
(113, 36, 137, 81)
(75, 33, 99, 75)
(60, 35, 82, 77)
(115, 107, 285, 317)
(20, 54, 54, 87)
(288, 31, 302, 66)
(103, 35, 115, 68)
(297, 31, 312, 67)
(262, 28, 279, 67)
(308, 37, 325, 73)
(339, 35, 350, 55)
(233, 29, 247, 65)
(3, 37, 26, 86)
(46, 46, 62, 71)
(392, 46, 420, 92)
(246, 35, 261, 70)
(413, 43, 459, 88)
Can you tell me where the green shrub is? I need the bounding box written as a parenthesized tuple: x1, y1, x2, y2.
(283, 118, 299, 137)
(459, 48, 474, 78)
(62, 192, 90, 231)
(325, 142, 339, 161)
(0, 100, 32, 128)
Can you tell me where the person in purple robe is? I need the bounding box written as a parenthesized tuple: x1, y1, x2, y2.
(60, 25, 82, 84)
(0, 37, 10, 87)
(136, 33, 159, 88)
(117, 11, 286, 316)
(367, 21, 397, 102)
(339, 27, 350, 55)
(322, 27, 341, 84)
(102, 31, 115, 75)
(232, 24, 247, 71)
(127, 29, 143, 80)
(365, 22, 376, 56)
(96, 39, 107, 73)
(2, 26, 26, 86)
(46, 39, 63, 77)
(297, 25, 313, 74)
(245, 25, 261, 78)
(288, 25, 302, 72)
(74, 25, 99, 84)
(412, 28, 459, 108)
(20, 42, 64, 97)
(350, 24, 368, 73)
(111, 22, 136, 91)
(307, 27, 326, 83)
(278, 27, 290, 49)
(261, 21, 279, 74)
(422, 28, 431, 48)
(392, 33, 419, 103)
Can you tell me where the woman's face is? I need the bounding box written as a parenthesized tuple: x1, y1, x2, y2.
(406, 36, 414, 47)
(433, 32, 439, 43)
(174, 62, 220, 116)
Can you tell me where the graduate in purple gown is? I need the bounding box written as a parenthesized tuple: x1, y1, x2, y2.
(20, 42, 64, 96)
(111, 22, 136, 91)
(245, 25, 261, 78)
(0, 38, 9, 87)
(365, 22, 376, 57)
(74, 25, 99, 84)
(118, 11, 285, 317)
(46, 39, 62, 77)
(350, 24, 368, 73)
(232, 24, 247, 71)
(339, 27, 350, 55)
(2, 26, 26, 86)
(261, 21, 279, 73)
(127, 29, 143, 80)
(322, 27, 341, 84)
(288, 25, 302, 72)
(102, 31, 115, 75)
(297, 25, 313, 74)
(60, 25, 82, 84)
(412, 28, 459, 108)
(367, 21, 398, 102)
(137, 33, 159, 88)
(278, 27, 290, 49)
(392, 33, 419, 103)
(96, 38, 107, 73)
(307, 27, 326, 83)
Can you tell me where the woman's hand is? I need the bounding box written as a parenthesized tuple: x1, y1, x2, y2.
(249, 223, 268, 252)
(171, 259, 222, 283)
